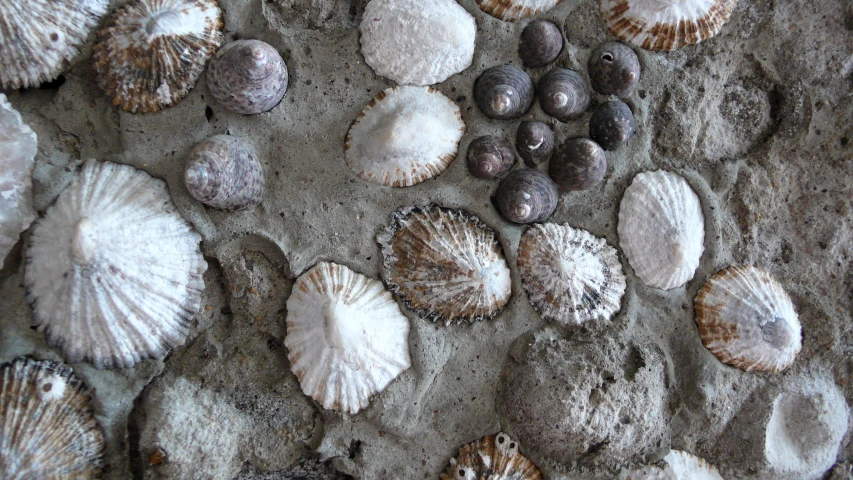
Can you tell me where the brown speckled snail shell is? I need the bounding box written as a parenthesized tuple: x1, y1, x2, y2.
(518, 20, 563, 68)
(184, 135, 265, 211)
(589, 100, 635, 151)
(474, 65, 535, 120)
(537, 68, 590, 122)
(207, 39, 288, 115)
(467, 136, 516, 179)
(588, 42, 640, 98)
(493, 168, 558, 224)
(516, 121, 554, 166)
(548, 138, 606, 191)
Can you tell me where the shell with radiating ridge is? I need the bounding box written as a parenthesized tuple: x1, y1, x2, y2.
(92, 0, 224, 113)
(0, 0, 108, 89)
(359, 0, 476, 86)
(601, 0, 738, 51)
(24, 160, 208, 369)
(345, 86, 465, 187)
(625, 450, 723, 480)
(284, 262, 411, 415)
(184, 134, 265, 211)
(694, 265, 802, 373)
(440, 433, 542, 480)
(378, 205, 512, 325)
(476, 0, 565, 21)
(0, 357, 105, 478)
(0, 94, 38, 263)
(518, 223, 626, 326)
(617, 170, 704, 290)
(206, 39, 288, 115)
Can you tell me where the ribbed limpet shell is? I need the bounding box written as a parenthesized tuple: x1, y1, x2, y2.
(0, 94, 38, 263)
(476, 0, 565, 22)
(625, 450, 723, 480)
(440, 433, 542, 480)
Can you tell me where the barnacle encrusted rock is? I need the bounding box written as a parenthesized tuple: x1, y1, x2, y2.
(0, 94, 38, 264)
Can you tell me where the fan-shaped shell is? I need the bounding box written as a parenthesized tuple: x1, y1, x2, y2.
(0, 0, 108, 89)
(378, 205, 512, 325)
(476, 0, 564, 22)
(93, 0, 224, 113)
(518, 223, 626, 326)
(206, 39, 288, 115)
(184, 134, 265, 211)
(0, 357, 105, 478)
(617, 170, 704, 290)
(0, 94, 38, 263)
(24, 160, 208, 369)
(285, 262, 411, 415)
(359, 0, 476, 86)
(601, 0, 738, 51)
(694, 265, 802, 373)
(345, 86, 465, 187)
(440, 433, 542, 480)
(626, 450, 723, 480)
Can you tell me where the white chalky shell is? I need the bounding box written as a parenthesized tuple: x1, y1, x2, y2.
(626, 450, 723, 479)
(0, 94, 38, 263)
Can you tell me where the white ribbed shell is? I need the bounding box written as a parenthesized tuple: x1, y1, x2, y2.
(618, 170, 704, 290)
(626, 450, 723, 480)
(345, 86, 465, 187)
(695, 265, 802, 373)
(360, 0, 476, 86)
(0, 94, 37, 263)
(24, 160, 207, 370)
(285, 262, 411, 415)
(475, 0, 564, 21)
(518, 223, 626, 326)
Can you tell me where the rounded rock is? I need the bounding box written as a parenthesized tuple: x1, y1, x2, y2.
(548, 138, 607, 191)
(467, 136, 516, 179)
(537, 68, 591, 122)
(475, 65, 535, 120)
(515, 121, 554, 166)
(207, 39, 288, 115)
(493, 169, 558, 224)
(518, 20, 563, 68)
(589, 100, 635, 151)
(588, 42, 641, 97)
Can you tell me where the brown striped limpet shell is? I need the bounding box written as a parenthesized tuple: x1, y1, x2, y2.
(440, 433, 542, 479)
(476, 0, 565, 22)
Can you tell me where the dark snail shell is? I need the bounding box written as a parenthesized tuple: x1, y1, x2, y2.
(537, 68, 590, 122)
(548, 138, 607, 191)
(474, 65, 535, 120)
(588, 42, 640, 98)
(493, 169, 558, 224)
(467, 136, 516, 179)
(516, 121, 554, 166)
(518, 20, 563, 68)
(184, 135, 265, 211)
(207, 39, 288, 115)
(589, 100, 635, 151)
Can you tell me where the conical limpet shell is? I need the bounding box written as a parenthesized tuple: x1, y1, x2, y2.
(440, 433, 542, 480)
(493, 168, 558, 224)
(694, 265, 802, 373)
(378, 205, 512, 325)
(25, 160, 207, 369)
(625, 450, 724, 480)
(285, 262, 411, 414)
(0, 94, 38, 264)
(476, 0, 565, 22)
(345, 86, 465, 187)
(475, 65, 535, 120)
(207, 39, 288, 115)
(537, 68, 591, 122)
(184, 135, 265, 211)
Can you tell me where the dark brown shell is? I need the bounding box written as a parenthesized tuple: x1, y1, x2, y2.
(516, 121, 554, 166)
(588, 42, 640, 97)
(207, 39, 288, 115)
(537, 68, 590, 122)
(549, 138, 606, 191)
(440, 432, 542, 480)
(474, 65, 535, 120)
(493, 168, 558, 223)
(467, 136, 516, 179)
(184, 135, 265, 211)
(518, 20, 563, 68)
(589, 100, 635, 151)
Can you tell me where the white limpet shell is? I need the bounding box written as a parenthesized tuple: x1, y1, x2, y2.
(0, 94, 38, 264)
(475, 0, 564, 21)
(694, 265, 802, 373)
(601, 0, 738, 51)
(618, 170, 705, 290)
(345, 86, 465, 187)
(518, 223, 626, 326)
(359, 0, 476, 86)
(24, 160, 207, 370)
(440, 432, 542, 480)
(625, 450, 723, 480)
(0, 0, 108, 89)
(285, 262, 411, 415)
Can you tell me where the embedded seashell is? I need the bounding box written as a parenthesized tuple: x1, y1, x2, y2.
(589, 100, 635, 151)
(537, 68, 591, 122)
(518, 223, 626, 326)
(184, 135, 265, 211)
(694, 265, 802, 373)
(518, 20, 563, 68)
(467, 136, 516, 179)
(378, 205, 512, 325)
(359, 0, 476, 86)
(93, 0, 224, 113)
(440, 433, 542, 480)
(0, 94, 38, 263)
(617, 170, 705, 290)
(345, 86, 465, 187)
(588, 42, 641, 97)
(475, 65, 535, 120)
(285, 262, 411, 414)
(548, 138, 607, 191)
(0, 0, 108, 89)
(25, 160, 207, 369)
(494, 168, 558, 224)
(206, 39, 288, 115)
(476, 0, 564, 22)
(626, 450, 723, 480)
(515, 121, 554, 166)
(0, 357, 105, 477)
(601, 0, 738, 51)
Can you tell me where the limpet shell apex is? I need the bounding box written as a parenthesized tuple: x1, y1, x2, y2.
(184, 135, 265, 211)
(207, 39, 288, 115)
(440, 433, 542, 480)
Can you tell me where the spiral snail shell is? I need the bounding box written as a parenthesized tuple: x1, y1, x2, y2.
(537, 68, 591, 122)
(184, 135, 265, 211)
(493, 168, 558, 224)
(589, 100, 635, 151)
(474, 65, 535, 120)
(548, 138, 606, 191)
(588, 42, 641, 97)
(467, 136, 516, 179)
(207, 39, 288, 115)
(515, 121, 554, 166)
(518, 20, 563, 68)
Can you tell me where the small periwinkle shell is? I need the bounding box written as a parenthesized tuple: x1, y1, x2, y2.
(588, 41, 641, 97)
(494, 169, 558, 224)
(515, 121, 554, 166)
(467, 136, 516, 179)
(548, 138, 607, 191)
(474, 65, 535, 120)
(537, 68, 590, 122)
(207, 39, 288, 115)
(518, 20, 562, 68)
(589, 100, 635, 151)
(184, 135, 265, 211)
